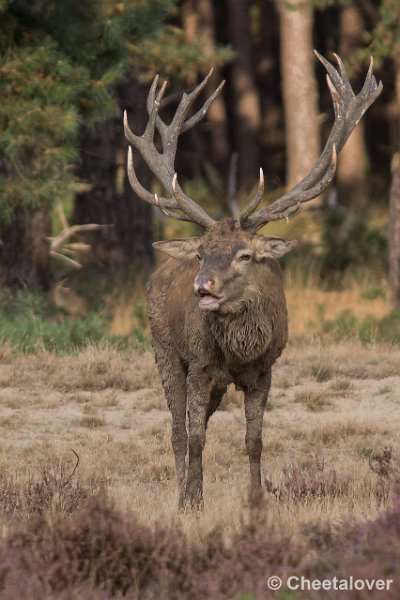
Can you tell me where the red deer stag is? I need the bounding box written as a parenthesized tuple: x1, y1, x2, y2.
(124, 53, 381, 509)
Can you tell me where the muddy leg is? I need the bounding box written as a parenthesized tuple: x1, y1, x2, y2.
(184, 370, 211, 509)
(244, 372, 271, 507)
(154, 344, 187, 507)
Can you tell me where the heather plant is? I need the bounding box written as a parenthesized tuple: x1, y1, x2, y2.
(304, 493, 400, 600)
(264, 458, 351, 503)
(0, 496, 301, 600)
(264, 451, 398, 510)
(0, 452, 98, 518)
(1, 488, 400, 599)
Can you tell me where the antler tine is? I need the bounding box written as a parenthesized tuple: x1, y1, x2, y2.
(246, 147, 337, 231)
(126, 146, 175, 209)
(239, 168, 265, 225)
(124, 109, 171, 190)
(143, 79, 168, 143)
(124, 109, 140, 147)
(172, 174, 216, 229)
(359, 56, 381, 103)
(166, 68, 216, 160)
(146, 75, 168, 141)
(47, 205, 110, 270)
(156, 193, 199, 224)
(172, 68, 214, 127)
(48, 223, 110, 253)
(314, 50, 353, 98)
(181, 79, 226, 133)
(124, 70, 222, 229)
(127, 144, 198, 222)
(243, 53, 382, 233)
(146, 74, 160, 112)
(332, 53, 351, 86)
(326, 74, 342, 120)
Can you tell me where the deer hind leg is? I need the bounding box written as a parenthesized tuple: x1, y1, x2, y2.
(206, 384, 227, 425)
(153, 344, 187, 506)
(244, 372, 271, 507)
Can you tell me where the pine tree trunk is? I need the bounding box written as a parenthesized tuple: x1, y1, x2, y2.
(73, 82, 154, 270)
(73, 120, 121, 266)
(227, 0, 261, 189)
(259, 0, 283, 180)
(184, 0, 230, 179)
(0, 208, 51, 290)
(278, 0, 320, 197)
(116, 81, 154, 268)
(337, 5, 367, 209)
(389, 63, 400, 310)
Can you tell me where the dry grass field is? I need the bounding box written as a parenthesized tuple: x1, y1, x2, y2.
(0, 336, 399, 598)
(0, 339, 399, 530)
(0, 276, 399, 598)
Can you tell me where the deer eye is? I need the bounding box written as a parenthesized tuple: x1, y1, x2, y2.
(238, 253, 252, 262)
(196, 253, 202, 261)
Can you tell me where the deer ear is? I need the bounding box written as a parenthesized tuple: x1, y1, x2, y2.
(153, 237, 201, 259)
(253, 236, 297, 260)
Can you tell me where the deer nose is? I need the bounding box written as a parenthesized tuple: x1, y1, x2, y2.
(194, 276, 215, 293)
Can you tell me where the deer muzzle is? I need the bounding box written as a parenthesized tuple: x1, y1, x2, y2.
(194, 276, 224, 311)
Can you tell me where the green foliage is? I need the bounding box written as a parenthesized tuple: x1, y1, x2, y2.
(0, 0, 230, 221)
(320, 208, 388, 278)
(359, 0, 400, 65)
(129, 27, 234, 82)
(0, 42, 86, 219)
(360, 284, 386, 300)
(308, 0, 351, 10)
(0, 289, 149, 354)
(324, 309, 400, 344)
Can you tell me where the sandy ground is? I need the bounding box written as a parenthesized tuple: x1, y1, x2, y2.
(0, 340, 399, 540)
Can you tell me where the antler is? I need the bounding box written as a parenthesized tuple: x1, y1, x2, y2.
(241, 52, 383, 233)
(124, 69, 225, 229)
(46, 202, 109, 269)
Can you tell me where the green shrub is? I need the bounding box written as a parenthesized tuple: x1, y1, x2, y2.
(324, 309, 400, 345)
(0, 289, 149, 354)
(321, 209, 388, 279)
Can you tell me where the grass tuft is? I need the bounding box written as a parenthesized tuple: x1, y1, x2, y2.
(0, 289, 150, 354)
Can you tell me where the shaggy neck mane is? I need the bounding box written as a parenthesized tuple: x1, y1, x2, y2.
(206, 297, 273, 364)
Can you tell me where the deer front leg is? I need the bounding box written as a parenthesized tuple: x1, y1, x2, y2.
(184, 369, 210, 510)
(244, 373, 271, 507)
(153, 344, 188, 507)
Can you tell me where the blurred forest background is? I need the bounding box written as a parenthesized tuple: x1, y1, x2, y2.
(0, 0, 399, 351)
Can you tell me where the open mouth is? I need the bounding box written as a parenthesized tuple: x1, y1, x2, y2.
(198, 289, 223, 309)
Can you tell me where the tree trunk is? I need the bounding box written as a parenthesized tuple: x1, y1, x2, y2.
(73, 82, 154, 270)
(337, 4, 368, 209)
(227, 0, 261, 189)
(73, 120, 121, 266)
(389, 63, 400, 310)
(278, 0, 320, 197)
(0, 208, 51, 290)
(184, 0, 230, 180)
(116, 81, 154, 268)
(259, 0, 284, 181)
